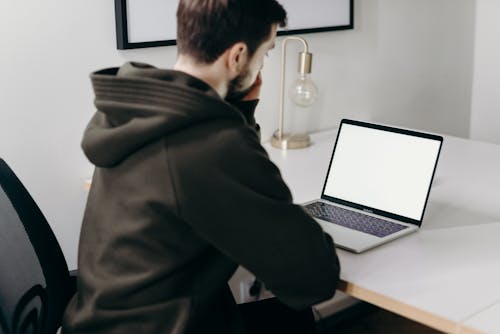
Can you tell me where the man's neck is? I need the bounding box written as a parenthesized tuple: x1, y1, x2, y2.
(174, 56, 228, 98)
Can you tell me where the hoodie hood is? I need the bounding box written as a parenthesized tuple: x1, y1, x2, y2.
(82, 62, 245, 167)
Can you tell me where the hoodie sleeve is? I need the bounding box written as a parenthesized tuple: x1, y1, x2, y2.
(230, 99, 261, 140)
(168, 125, 340, 310)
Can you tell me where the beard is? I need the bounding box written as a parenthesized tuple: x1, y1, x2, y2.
(225, 67, 253, 103)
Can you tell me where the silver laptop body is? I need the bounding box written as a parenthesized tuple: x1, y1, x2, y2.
(304, 119, 443, 253)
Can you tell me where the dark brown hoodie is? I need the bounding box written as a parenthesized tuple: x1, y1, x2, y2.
(62, 62, 340, 334)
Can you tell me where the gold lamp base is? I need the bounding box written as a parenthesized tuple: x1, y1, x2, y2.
(271, 131, 311, 150)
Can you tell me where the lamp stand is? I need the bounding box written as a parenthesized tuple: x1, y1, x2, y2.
(271, 36, 313, 150)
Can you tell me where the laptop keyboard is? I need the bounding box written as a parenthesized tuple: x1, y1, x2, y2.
(304, 202, 408, 238)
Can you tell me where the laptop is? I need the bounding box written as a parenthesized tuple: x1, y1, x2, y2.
(303, 119, 443, 253)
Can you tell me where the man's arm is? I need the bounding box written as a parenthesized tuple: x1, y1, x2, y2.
(168, 125, 340, 310)
(226, 72, 263, 138)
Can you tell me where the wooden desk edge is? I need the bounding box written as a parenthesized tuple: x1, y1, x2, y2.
(458, 325, 485, 334)
(338, 279, 461, 334)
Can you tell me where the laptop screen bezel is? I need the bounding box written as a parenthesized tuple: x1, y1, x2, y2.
(320, 119, 443, 227)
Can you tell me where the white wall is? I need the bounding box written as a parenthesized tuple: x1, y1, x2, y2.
(0, 0, 476, 269)
(470, 0, 500, 145)
(258, 0, 476, 141)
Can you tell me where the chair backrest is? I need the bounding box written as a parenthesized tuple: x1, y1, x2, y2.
(0, 159, 73, 334)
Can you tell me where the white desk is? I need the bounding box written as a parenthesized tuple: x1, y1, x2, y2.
(462, 303, 500, 334)
(263, 129, 500, 334)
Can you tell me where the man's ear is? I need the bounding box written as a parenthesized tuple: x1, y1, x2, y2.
(226, 42, 248, 78)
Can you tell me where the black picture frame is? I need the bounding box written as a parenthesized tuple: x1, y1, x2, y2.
(115, 0, 176, 50)
(115, 0, 354, 50)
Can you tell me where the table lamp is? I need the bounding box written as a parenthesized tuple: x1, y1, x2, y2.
(271, 36, 318, 150)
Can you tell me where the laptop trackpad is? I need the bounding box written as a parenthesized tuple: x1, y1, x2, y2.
(314, 218, 416, 253)
(317, 218, 379, 247)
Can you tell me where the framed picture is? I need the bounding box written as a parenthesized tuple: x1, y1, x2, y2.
(115, 0, 354, 50)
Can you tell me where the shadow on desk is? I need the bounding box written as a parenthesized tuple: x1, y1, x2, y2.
(424, 201, 500, 230)
(317, 302, 443, 334)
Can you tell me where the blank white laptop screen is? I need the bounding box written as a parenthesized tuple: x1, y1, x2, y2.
(323, 123, 442, 221)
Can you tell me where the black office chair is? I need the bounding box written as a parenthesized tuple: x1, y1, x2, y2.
(0, 158, 76, 334)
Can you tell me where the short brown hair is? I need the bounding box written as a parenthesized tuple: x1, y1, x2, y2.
(177, 0, 287, 64)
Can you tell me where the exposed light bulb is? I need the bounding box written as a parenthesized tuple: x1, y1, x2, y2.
(271, 36, 317, 150)
(289, 73, 318, 107)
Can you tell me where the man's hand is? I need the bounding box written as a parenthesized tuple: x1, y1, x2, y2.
(242, 72, 263, 101)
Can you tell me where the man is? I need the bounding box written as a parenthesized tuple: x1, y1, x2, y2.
(62, 0, 340, 333)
